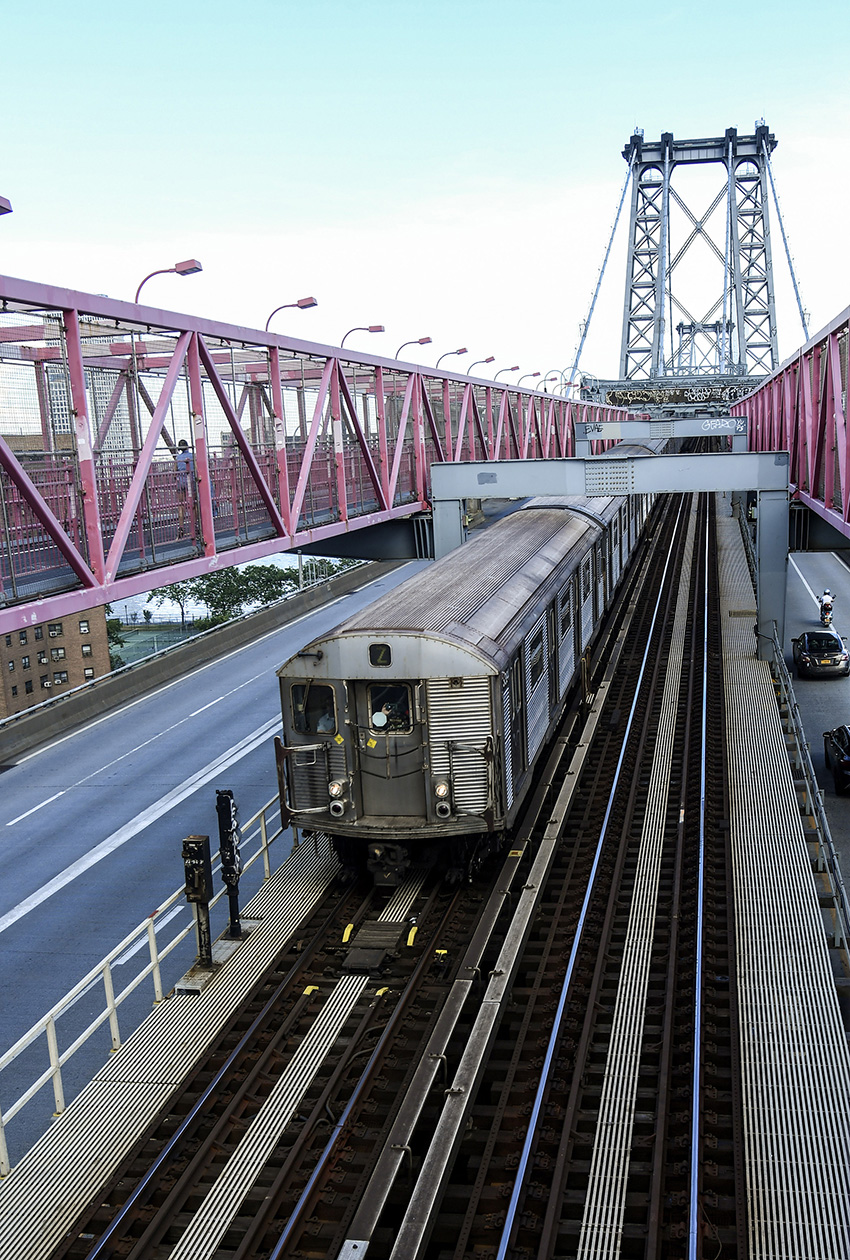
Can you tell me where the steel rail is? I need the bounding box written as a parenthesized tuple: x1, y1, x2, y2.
(74, 879, 372, 1259)
(493, 501, 687, 1260)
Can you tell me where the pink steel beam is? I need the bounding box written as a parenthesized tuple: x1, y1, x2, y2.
(103, 331, 191, 581)
(64, 309, 106, 583)
(732, 301, 850, 536)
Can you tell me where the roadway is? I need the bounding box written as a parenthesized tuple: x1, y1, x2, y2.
(0, 560, 426, 1163)
(784, 547, 850, 880)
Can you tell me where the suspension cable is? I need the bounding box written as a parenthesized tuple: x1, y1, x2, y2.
(762, 137, 809, 342)
(565, 145, 636, 388)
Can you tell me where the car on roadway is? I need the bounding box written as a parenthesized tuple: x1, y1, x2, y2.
(824, 725, 850, 793)
(791, 629, 850, 679)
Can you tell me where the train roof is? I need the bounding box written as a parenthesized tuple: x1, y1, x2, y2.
(329, 505, 600, 668)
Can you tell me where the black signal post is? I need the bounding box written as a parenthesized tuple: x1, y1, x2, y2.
(216, 789, 243, 939)
(182, 835, 214, 967)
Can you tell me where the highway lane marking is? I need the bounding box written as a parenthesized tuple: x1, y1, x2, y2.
(6, 673, 274, 826)
(6, 791, 66, 826)
(59, 906, 190, 1011)
(13, 566, 415, 765)
(0, 716, 282, 937)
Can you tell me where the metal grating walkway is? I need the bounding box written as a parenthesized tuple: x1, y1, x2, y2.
(718, 505, 850, 1256)
(0, 836, 340, 1260)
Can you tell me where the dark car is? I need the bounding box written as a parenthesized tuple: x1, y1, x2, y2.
(791, 629, 850, 678)
(824, 726, 850, 793)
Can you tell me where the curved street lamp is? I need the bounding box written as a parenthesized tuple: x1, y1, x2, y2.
(535, 374, 559, 391)
(468, 356, 495, 374)
(494, 365, 520, 380)
(340, 324, 384, 348)
(436, 346, 468, 369)
(134, 258, 202, 303)
(264, 296, 318, 331)
(395, 335, 432, 358)
(517, 372, 540, 387)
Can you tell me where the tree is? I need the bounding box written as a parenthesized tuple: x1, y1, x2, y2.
(104, 604, 126, 670)
(147, 580, 195, 628)
(145, 565, 299, 630)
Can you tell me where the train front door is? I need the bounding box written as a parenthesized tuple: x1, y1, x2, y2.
(354, 680, 426, 817)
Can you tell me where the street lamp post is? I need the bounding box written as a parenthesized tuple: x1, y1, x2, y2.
(494, 365, 520, 380)
(468, 356, 495, 374)
(536, 375, 559, 391)
(265, 296, 318, 331)
(395, 336, 432, 359)
(517, 372, 541, 387)
(435, 347, 468, 369)
(134, 259, 203, 303)
(340, 324, 385, 348)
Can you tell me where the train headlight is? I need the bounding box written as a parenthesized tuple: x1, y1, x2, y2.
(328, 780, 345, 799)
(434, 781, 449, 799)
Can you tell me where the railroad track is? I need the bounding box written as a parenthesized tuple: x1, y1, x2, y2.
(53, 491, 746, 1259)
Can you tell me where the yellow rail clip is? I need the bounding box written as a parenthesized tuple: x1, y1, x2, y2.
(304, 985, 319, 995)
(342, 923, 355, 943)
(407, 926, 419, 947)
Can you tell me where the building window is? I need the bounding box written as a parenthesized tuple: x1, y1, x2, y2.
(51, 647, 66, 661)
(19, 630, 27, 645)
(79, 619, 90, 634)
(81, 643, 93, 657)
(10, 685, 17, 697)
(21, 655, 30, 670)
(25, 680, 33, 694)
(48, 623, 63, 638)
(40, 675, 50, 689)
(83, 667, 95, 680)
(38, 651, 47, 665)
(34, 626, 43, 641)
(53, 671, 69, 684)
(8, 661, 14, 672)
(4, 634, 11, 647)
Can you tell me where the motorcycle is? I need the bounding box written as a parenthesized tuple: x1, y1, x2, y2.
(820, 599, 834, 626)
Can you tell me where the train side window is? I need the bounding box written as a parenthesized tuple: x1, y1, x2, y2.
(368, 683, 412, 733)
(291, 683, 336, 735)
(529, 627, 545, 689)
(560, 589, 572, 637)
(581, 557, 592, 601)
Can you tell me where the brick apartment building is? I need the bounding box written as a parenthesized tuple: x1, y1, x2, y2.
(0, 607, 111, 720)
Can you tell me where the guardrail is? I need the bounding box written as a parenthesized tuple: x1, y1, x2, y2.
(0, 793, 288, 1177)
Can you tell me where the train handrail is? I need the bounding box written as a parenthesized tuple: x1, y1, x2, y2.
(0, 793, 287, 1177)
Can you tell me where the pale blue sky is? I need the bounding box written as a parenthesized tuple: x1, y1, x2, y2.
(1, 0, 847, 377)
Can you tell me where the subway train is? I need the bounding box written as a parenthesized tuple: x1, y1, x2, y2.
(275, 456, 661, 884)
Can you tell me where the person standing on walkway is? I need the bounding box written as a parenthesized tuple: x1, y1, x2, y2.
(175, 439, 194, 536)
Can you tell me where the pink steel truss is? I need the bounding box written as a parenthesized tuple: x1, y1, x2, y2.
(732, 303, 850, 536)
(0, 273, 637, 634)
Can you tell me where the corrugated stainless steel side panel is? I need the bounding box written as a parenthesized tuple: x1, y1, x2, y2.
(290, 744, 347, 809)
(426, 677, 492, 813)
(501, 674, 513, 810)
(524, 613, 549, 762)
(559, 584, 575, 697)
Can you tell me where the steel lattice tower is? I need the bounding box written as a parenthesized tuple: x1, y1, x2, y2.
(612, 124, 778, 404)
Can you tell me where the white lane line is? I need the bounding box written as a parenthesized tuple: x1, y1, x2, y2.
(789, 556, 841, 631)
(6, 791, 66, 826)
(0, 716, 281, 937)
(14, 566, 413, 764)
(6, 674, 273, 827)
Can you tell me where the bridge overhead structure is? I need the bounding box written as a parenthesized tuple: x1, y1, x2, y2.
(0, 275, 636, 635)
(732, 303, 850, 542)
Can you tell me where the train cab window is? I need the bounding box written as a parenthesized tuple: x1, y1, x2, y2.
(369, 643, 392, 667)
(291, 683, 337, 735)
(368, 683, 412, 733)
(559, 590, 572, 637)
(581, 557, 592, 601)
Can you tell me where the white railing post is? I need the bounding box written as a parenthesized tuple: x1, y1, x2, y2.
(0, 1104, 11, 1177)
(147, 918, 164, 1004)
(102, 964, 121, 1052)
(260, 810, 271, 880)
(45, 1017, 66, 1116)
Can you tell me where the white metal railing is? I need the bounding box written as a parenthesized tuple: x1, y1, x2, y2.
(0, 793, 287, 1177)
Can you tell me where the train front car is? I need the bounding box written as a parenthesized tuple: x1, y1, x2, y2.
(277, 615, 498, 884)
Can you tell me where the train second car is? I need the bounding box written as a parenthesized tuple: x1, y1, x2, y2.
(276, 484, 656, 883)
